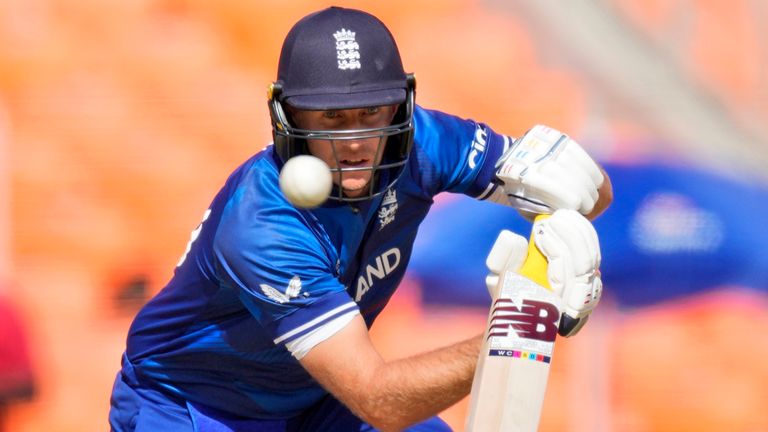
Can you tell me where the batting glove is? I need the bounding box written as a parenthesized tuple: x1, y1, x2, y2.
(533, 209, 602, 337)
(495, 125, 604, 216)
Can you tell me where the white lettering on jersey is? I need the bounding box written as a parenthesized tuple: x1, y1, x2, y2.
(355, 248, 401, 302)
(467, 125, 488, 169)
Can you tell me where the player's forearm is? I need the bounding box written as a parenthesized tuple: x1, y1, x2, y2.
(301, 315, 483, 431)
(354, 334, 483, 431)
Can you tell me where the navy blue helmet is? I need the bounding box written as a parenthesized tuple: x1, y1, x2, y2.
(268, 7, 416, 202)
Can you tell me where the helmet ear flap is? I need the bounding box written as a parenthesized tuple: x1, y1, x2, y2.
(269, 82, 309, 164)
(384, 74, 416, 161)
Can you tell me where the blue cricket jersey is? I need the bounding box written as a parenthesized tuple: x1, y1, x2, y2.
(123, 105, 513, 419)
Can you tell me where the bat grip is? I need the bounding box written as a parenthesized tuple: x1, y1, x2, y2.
(518, 214, 551, 290)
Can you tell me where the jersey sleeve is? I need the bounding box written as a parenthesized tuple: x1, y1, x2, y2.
(213, 159, 358, 359)
(411, 106, 514, 200)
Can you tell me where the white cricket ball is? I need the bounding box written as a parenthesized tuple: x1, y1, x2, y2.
(279, 155, 333, 208)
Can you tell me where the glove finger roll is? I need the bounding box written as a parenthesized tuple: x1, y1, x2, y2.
(562, 140, 604, 186)
(539, 162, 597, 214)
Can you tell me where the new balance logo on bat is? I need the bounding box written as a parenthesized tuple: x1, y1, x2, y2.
(488, 298, 559, 342)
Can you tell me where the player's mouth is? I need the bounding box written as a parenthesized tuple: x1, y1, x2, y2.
(336, 158, 374, 197)
(339, 158, 370, 168)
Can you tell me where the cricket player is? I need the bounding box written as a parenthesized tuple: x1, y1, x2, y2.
(109, 7, 611, 431)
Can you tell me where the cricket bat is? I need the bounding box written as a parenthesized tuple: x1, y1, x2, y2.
(465, 215, 562, 431)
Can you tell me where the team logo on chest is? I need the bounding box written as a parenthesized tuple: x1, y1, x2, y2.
(378, 189, 398, 230)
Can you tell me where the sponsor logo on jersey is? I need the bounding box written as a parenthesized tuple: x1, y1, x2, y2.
(355, 248, 401, 301)
(467, 124, 488, 169)
(260, 276, 303, 304)
(378, 189, 398, 230)
(334, 28, 361, 70)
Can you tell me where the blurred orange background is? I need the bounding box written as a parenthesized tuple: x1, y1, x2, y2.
(1, 1, 766, 431)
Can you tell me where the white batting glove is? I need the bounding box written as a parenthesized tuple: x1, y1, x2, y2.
(533, 209, 602, 337)
(495, 125, 604, 216)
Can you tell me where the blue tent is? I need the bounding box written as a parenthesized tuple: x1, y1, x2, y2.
(407, 163, 768, 308)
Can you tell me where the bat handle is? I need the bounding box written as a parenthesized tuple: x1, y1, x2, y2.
(519, 214, 551, 290)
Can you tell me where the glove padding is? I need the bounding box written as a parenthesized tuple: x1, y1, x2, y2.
(484, 209, 602, 337)
(495, 125, 604, 216)
(533, 209, 602, 336)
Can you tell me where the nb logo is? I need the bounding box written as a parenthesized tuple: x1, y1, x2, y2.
(487, 298, 559, 342)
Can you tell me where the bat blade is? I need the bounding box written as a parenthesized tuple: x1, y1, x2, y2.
(466, 215, 561, 432)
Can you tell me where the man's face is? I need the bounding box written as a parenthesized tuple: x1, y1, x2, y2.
(290, 105, 398, 198)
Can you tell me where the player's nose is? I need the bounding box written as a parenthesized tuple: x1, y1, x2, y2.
(339, 135, 377, 153)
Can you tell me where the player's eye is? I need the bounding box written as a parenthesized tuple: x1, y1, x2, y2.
(322, 110, 339, 119)
(364, 107, 380, 115)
